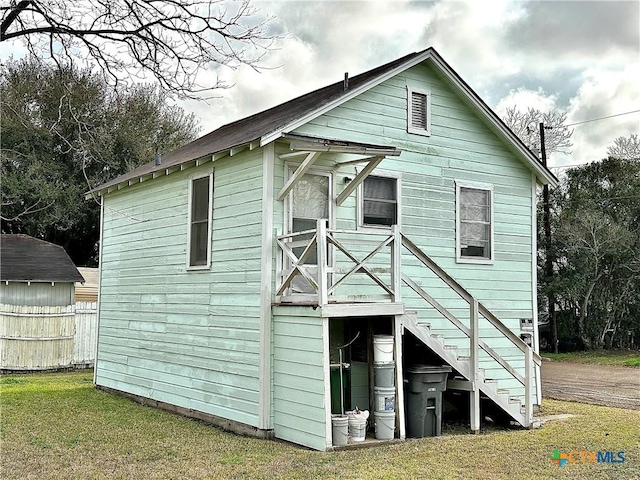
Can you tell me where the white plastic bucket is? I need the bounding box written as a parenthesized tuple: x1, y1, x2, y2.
(374, 386, 395, 412)
(374, 411, 396, 440)
(374, 362, 395, 387)
(373, 335, 394, 363)
(331, 415, 349, 447)
(348, 416, 367, 442)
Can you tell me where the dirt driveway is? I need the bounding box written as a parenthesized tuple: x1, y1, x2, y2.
(541, 360, 640, 410)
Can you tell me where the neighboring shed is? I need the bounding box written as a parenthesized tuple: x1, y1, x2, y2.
(0, 234, 85, 371)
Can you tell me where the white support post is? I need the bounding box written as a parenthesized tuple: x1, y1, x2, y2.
(277, 152, 321, 201)
(394, 315, 406, 440)
(391, 225, 402, 303)
(524, 346, 533, 428)
(470, 298, 480, 433)
(317, 219, 329, 306)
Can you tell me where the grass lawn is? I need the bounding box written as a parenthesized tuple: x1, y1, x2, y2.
(544, 350, 640, 367)
(1, 371, 638, 479)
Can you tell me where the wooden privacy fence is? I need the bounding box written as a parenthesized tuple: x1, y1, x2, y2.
(74, 301, 98, 367)
(0, 302, 98, 371)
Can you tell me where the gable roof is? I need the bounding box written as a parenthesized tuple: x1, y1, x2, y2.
(0, 234, 85, 283)
(91, 47, 557, 196)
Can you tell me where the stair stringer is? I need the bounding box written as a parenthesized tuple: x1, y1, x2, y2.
(401, 311, 529, 427)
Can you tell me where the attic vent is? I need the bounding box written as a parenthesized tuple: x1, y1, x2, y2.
(411, 92, 428, 129)
(407, 87, 431, 136)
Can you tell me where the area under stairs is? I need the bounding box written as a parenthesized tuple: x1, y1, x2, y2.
(399, 234, 540, 429)
(401, 311, 530, 427)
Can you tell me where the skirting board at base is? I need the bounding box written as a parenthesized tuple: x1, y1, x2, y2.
(96, 385, 275, 440)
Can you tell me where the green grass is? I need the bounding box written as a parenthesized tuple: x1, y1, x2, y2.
(544, 350, 640, 367)
(1, 371, 639, 479)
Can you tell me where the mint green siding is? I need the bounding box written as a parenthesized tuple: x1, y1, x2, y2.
(97, 150, 265, 426)
(272, 306, 328, 450)
(291, 62, 537, 402)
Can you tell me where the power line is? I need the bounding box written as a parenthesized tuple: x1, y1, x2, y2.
(565, 109, 640, 127)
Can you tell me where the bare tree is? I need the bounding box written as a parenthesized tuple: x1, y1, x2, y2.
(607, 133, 640, 161)
(1, 0, 274, 99)
(502, 106, 573, 156)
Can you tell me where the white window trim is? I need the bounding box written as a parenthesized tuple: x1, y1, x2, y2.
(357, 169, 402, 231)
(455, 180, 494, 265)
(407, 86, 431, 136)
(186, 171, 214, 270)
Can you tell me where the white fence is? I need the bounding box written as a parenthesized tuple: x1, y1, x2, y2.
(73, 301, 98, 367)
(0, 302, 98, 371)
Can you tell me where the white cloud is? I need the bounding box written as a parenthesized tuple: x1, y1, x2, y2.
(495, 88, 559, 116)
(566, 63, 640, 166)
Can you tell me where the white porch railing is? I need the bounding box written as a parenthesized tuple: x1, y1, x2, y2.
(276, 219, 401, 305)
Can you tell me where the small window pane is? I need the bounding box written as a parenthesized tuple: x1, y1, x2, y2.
(363, 176, 397, 227)
(192, 177, 210, 221)
(190, 222, 209, 266)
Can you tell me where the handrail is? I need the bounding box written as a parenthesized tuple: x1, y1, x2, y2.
(400, 232, 538, 427)
(401, 233, 541, 366)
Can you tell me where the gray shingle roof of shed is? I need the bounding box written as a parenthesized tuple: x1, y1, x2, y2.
(0, 234, 85, 283)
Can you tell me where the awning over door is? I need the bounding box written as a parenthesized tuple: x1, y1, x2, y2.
(276, 134, 402, 205)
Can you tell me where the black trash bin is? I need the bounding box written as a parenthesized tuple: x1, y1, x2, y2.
(405, 365, 452, 438)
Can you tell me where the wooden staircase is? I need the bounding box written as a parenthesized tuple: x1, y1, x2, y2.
(401, 311, 531, 427)
(400, 234, 540, 430)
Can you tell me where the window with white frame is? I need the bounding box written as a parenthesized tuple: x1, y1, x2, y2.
(360, 175, 399, 227)
(188, 173, 213, 268)
(407, 87, 431, 136)
(456, 182, 493, 262)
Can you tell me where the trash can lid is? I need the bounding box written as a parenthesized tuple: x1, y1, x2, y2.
(405, 364, 452, 374)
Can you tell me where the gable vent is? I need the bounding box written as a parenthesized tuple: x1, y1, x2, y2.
(411, 91, 428, 130)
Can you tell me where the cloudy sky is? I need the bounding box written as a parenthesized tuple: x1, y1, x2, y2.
(2, 0, 638, 169)
(181, 0, 640, 170)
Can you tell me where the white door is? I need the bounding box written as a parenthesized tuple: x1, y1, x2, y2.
(287, 171, 331, 292)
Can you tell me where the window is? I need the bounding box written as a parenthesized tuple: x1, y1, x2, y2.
(407, 87, 431, 136)
(361, 175, 398, 227)
(456, 182, 493, 263)
(188, 173, 213, 268)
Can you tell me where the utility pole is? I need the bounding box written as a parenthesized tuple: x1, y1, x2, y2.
(540, 122, 558, 354)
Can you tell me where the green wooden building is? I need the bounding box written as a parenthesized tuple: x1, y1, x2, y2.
(90, 48, 557, 450)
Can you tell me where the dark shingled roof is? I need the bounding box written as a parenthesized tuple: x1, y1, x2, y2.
(0, 235, 85, 283)
(93, 49, 425, 193)
(91, 46, 557, 195)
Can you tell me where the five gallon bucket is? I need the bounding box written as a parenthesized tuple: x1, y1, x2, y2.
(348, 415, 367, 442)
(374, 386, 395, 412)
(373, 335, 394, 363)
(374, 411, 396, 440)
(331, 415, 348, 447)
(374, 362, 395, 387)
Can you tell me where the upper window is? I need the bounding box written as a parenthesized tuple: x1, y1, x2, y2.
(361, 175, 398, 227)
(407, 87, 431, 136)
(188, 173, 213, 268)
(456, 182, 493, 263)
